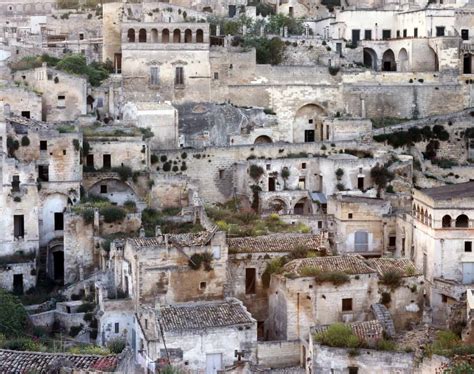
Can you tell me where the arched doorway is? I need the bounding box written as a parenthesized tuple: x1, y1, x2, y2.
(173, 29, 181, 43)
(196, 29, 204, 43)
(293, 104, 326, 143)
(382, 49, 396, 71)
(138, 29, 147, 43)
(127, 29, 135, 43)
(151, 28, 158, 43)
(363, 48, 377, 70)
(293, 197, 312, 215)
(254, 135, 272, 144)
(268, 198, 288, 215)
(456, 214, 469, 228)
(398, 48, 409, 72)
(47, 239, 64, 284)
(184, 29, 192, 43)
(162, 29, 170, 43)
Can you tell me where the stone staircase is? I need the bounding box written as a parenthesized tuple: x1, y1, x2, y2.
(371, 303, 396, 337)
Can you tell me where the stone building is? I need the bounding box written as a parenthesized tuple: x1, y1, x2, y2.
(405, 181, 474, 326)
(110, 229, 228, 306)
(0, 85, 42, 121)
(13, 63, 88, 122)
(266, 255, 379, 341)
(227, 232, 328, 337)
(134, 298, 257, 373)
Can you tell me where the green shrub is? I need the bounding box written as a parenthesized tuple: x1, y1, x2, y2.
(56, 54, 109, 87)
(336, 183, 345, 191)
(381, 292, 391, 305)
(124, 200, 136, 211)
(163, 162, 171, 172)
(181, 152, 187, 159)
(376, 339, 396, 351)
(77, 302, 95, 313)
(100, 206, 126, 223)
(249, 164, 264, 180)
(151, 154, 159, 164)
(6, 137, 19, 156)
(335, 168, 344, 179)
(262, 257, 287, 287)
(314, 323, 360, 348)
(112, 166, 132, 181)
(243, 37, 285, 65)
(82, 209, 95, 224)
(160, 155, 167, 162)
(20, 136, 30, 147)
(69, 325, 83, 337)
(0, 290, 29, 337)
(172, 165, 179, 172)
(2, 337, 43, 351)
(189, 252, 213, 271)
(314, 271, 350, 286)
(380, 270, 402, 289)
(371, 164, 394, 193)
(328, 66, 340, 76)
(107, 337, 126, 354)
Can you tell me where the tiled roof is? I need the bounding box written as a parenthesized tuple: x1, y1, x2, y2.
(366, 258, 421, 277)
(228, 233, 326, 253)
(283, 255, 376, 276)
(420, 181, 474, 200)
(0, 349, 118, 373)
(159, 299, 254, 332)
(312, 320, 384, 342)
(128, 230, 214, 249)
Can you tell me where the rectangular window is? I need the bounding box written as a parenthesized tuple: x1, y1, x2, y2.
(351, 29, 360, 44)
(212, 245, 221, 259)
(86, 154, 94, 167)
(38, 165, 49, 182)
(219, 169, 224, 179)
(414, 28, 418, 37)
(175, 67, 184, 86)
(442, 294, 448, 303)
(318, 221, 322, 229)
(403, 29, 407, 38)
(21, 111, 30, 119)
(40, 140, 47, 151)
(103, 154, 111, 169)
(342, 298, 353, 312)
(358, 177, 364, 190)
(54, 212, 64, 231)
(436, 26, 445, 37)
(396, 30, 400, 38)
(298, 177, 305, 190)
(466, 241, 472, 253)
(214, 72, 219, 80)
(79, 33, 84, 40)
(462, 29, 469, 40)
(364, 30, 372, 40)
(150, 66, 160, 86)
(304, 130, 315, 143)
(389, 236, 396, 247)
(114, 322, 119, 334)
(100, 185, 107, 194)
(382, 30, 391, 40)
(245, 268, 256, 294)
(348, 213, 353, 219)
(57, 95, 66, 108)
(11, 175, 20, 192)
(354, 231, 369, 252)
(14, 215, 24, 238)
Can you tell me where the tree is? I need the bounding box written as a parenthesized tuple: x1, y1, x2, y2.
(371, 164, 394, 196)
(243, 37, 285, 65)
(0, 290, 29, 337)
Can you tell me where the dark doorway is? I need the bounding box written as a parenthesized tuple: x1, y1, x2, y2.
(228, 5, 236, 17)
(103, 154, 111, 169)
(304, 130, 315, 142)
(21, 111, 30, 119)
(53, 251, 64, 282)
(358, 177, 364, 190)
(462, 29, 469, 41)
(114, 53, 122, 74)
(245, 268, 256, 294)
(268, 177, 276, 192)
(86, 154, 94, 168)
(351, 29, 360, 45)
(464, 54, 472, 74)
(13, 274, 23, 295)
(54, 212, 64, 231)
(14, 215, 24, 238)
(38, 165, 49, 182)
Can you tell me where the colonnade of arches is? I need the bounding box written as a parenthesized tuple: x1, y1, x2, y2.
(363, 47, 439, 72)
(127, 27, 205, 44)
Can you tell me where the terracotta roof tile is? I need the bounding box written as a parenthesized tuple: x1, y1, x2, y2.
(365, 258, 421, 277)
(128, 230, 215, 249)
(228, 233, 327, 253)
(283, 255, 376, 276)
(159, 299, 254, 332)
(0, 349, 118, 373)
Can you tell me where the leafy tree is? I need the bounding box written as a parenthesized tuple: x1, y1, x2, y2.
(266, 14, 304, 35)
(0, 290, 29, 337)
(56, 54, 109, 87)
(244, 37, 285, 65)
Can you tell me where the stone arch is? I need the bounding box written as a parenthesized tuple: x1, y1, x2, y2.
(47, 239, 64, 284)
(267, 198, 289, 215)
(382, 49, 396, 71)
(428, 214, 432, 227)
(293, 103, 326, 143)
(293, 197, 312, 215)
(442, 214, 451, 228)
(398, 48, 409, 72)
(138, 28, 147, 43)
(196, 29, 204, 43)
(88, 178, 139, 207)
(162, 28, 170, 43)
(416, 205, 421, 220)
(40, 193, 69, 245)
(127, 29, 135, 43)
(151, 28, 158, 43)
(455, 214, 469, 228)
(184, 29, 192, 43)
(363, 48, 377, 70)
(428, 47, 439, 72)
(173, 29, 181, 43)
(254, 135, 273, 144)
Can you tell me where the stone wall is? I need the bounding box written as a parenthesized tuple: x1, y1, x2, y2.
(0, 261, 36, 292)
(256, 340, 301, 368)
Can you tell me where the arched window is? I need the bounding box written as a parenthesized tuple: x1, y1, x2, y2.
(184, 29, 192, 43)
(173, 29, 181, 43)
(354, 231, 369, 252)
(151, 28, 158, 43)
(162, 29, 169, 43)
(196, 29, 204, 43)
(138, 29, 147, 43)
(428, 214, 432, 227)
(456, 214, 469, 228)
(442, 215, 452, 228)
(127, 29, 135, 43)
